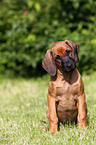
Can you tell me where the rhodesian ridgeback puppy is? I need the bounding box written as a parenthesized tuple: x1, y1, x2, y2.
(42, 40, 87, 133)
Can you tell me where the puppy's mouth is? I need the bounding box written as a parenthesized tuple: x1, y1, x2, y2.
(61, 56, 76, 72)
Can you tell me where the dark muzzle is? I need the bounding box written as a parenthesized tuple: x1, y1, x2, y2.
(61, 56, 76, 72)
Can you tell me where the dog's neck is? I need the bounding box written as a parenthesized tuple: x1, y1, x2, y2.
(56, 68, 78, 84)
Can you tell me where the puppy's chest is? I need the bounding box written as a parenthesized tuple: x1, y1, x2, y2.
(55, 82, 78, 122)
(55, 82, 79, 101)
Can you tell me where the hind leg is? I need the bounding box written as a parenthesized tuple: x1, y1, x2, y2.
(46, 103, 49, 119)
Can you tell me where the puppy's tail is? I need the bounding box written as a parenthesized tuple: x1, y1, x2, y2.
(40, 120, 47, 124)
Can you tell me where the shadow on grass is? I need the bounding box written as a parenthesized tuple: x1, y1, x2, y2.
(58, 115, 89, 131)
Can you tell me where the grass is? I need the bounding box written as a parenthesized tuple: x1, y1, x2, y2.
(0, 73, 96, 145)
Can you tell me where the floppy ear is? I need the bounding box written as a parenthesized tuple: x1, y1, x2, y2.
(65, 40, 79, 62)
(42, 49, 56, 76)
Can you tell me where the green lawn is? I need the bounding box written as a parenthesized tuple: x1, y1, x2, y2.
(0, 74, 96, 145)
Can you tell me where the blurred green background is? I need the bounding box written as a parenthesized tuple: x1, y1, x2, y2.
(0, 0, 96, 77)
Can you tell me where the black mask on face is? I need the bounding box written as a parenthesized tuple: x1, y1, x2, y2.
(61, 56, 76, 72)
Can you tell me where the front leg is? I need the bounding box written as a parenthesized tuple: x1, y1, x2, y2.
(48, 94, 58, 133)
(77, 92, 87, 128)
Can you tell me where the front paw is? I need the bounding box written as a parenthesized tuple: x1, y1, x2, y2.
(49, 128, 58, 134)
(78, 120, 87, 128)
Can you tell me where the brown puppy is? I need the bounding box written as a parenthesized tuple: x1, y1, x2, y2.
(42, 40, 87, 133)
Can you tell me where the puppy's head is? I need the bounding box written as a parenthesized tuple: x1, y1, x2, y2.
(42, 40, 79, 76)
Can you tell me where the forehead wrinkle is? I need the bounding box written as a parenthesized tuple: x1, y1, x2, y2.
(64, 44, 72, 50)
(56, 47, 65, 56)
(51, 41, 73, 57)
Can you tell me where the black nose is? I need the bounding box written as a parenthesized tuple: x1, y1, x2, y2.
(67, 63, 72, 67)
(61, 56, 76, 72)
(62, 56, 71, 65)
(62, 56, 69, 62)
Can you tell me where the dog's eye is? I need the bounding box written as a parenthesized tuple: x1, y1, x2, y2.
(66, 50, 72, 56)
(55, 55, 61, 61)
